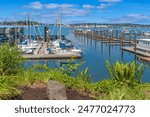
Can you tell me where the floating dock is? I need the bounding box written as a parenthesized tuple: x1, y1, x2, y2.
(22, 53, 81, 60)
(122, 47, 150, 57)
(74, 31, 133, 47)
(140, 57, 150, 62)
(22, 42, 82, 60)
(74, 30, 150, 62)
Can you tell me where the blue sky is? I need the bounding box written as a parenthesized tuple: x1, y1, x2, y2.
(0, 0, 150, 24)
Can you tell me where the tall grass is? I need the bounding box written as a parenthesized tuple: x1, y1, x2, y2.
(0, 43, 24, 75)
(0, 75, 20, 99)
(0, 43, 23, 99)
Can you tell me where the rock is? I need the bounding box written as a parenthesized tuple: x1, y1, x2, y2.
(46, 80, 67, 100)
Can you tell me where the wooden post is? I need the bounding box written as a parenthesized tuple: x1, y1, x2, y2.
(140, 30, 142, 39)
(116, 30, 118, 39)
(134, 32, 137, 51)
(109, 30, 110, 43)
(44, 27, 49, 42)
(100, 30, 102, 39)
(101, 30, 104, 39)
(121, 31, 125, 47)
(129, 31, 132, 46)
(119, 30, 122, 41)
(106, 30, 108, 39)
(112, 30, 114, 41)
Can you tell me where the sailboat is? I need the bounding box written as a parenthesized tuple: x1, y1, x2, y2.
(51, 10, 83, 54)
(19, 14, 42, 54)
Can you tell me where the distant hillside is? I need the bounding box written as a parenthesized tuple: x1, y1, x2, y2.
(69, 23, 150, 28)
(0, 21, 44, 26)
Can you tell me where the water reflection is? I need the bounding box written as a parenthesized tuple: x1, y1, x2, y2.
(73, 33, 150, 82)
(25, 33, 150, 82)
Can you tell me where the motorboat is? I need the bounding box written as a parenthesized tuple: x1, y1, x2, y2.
(71, 47, 83, 54)
(45, 48, 51, 54)
(52, 39, 73, 48)
(0, 35, 8, 42)
(24, 49, 33, 54)
(143, 31, 150, 37)
(122, 29, 130, 34)
(19, 39, 42, 54)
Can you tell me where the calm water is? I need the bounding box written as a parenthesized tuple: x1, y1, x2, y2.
(66, 32, 150, 82)
(23, 26, 150, 82)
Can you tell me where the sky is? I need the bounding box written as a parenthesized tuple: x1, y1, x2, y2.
(0, 0, 150, 24)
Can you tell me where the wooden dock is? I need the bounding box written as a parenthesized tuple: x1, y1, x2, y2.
(140, 57, 150, 62)
(38, 42, 47, 54)
(74, 30, 150, 62)
(74, 31, 133, 47)
(22, 53, 81, 59)
(122, 46, 150, 57)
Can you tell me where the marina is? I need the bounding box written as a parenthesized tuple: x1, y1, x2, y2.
(0, 25, 83, 60)
(74, 28, 150, 62)
(1, 0, 150, 101)
(22, 42, 81, 59)
(1, 25, 150, 82)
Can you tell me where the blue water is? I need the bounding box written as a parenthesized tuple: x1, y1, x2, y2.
(67, 33, 150, 82)
(23, 26, 150, 82)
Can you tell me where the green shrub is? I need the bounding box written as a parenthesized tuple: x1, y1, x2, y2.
(0, 75, 20, 99)
(106, 60, 145, 86)
(60, 58, 83, 75)
(0, 43, 24, 75)
(108, 86, 147, 100)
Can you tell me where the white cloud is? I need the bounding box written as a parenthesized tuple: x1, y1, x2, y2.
(99, 0, 122, 3)
(25, 2, 76, 9)
(83, 4, 95, 9)
(24, 2, 88, 17)
(62, 8, 89, 16)
(27, 8, 89, 19)
(125, 14, 150, 21)
(98, 0, 122, 10)
(59, 4, 76, 8)
(46, 3, 59, 9)
(110, 14, 150, 23)
(97, 3, 112, 9)
(46, 3, 76, 9)
(25, 1, 43, 9)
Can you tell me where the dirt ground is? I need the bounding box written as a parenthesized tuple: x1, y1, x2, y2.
(14, 82, 94, 100)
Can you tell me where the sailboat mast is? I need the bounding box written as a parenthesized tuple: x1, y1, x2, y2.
(14, 16, 17, 45)
(59, 9, 62, 40)
(27, 13, 31, 40)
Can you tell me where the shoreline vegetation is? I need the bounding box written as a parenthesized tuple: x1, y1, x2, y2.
(1, 43, 150, 100)
(1, 21, 150, 28)
(0, 21, 43, 26)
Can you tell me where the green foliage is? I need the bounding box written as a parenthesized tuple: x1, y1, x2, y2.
(93, 80, 115, 94)
(60, 58, 83, 75)
(107, 86, 147, 100)
(13, 60, 150, 100)
(33, 64, 50, 71)
(18, 68, 36, 85)
(0, 75, 20, 99)
(0, 43, 24, 75)
(0, 51, 149, 100)
(78, 68, 91, 82)
(106, 60, 145, 86)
